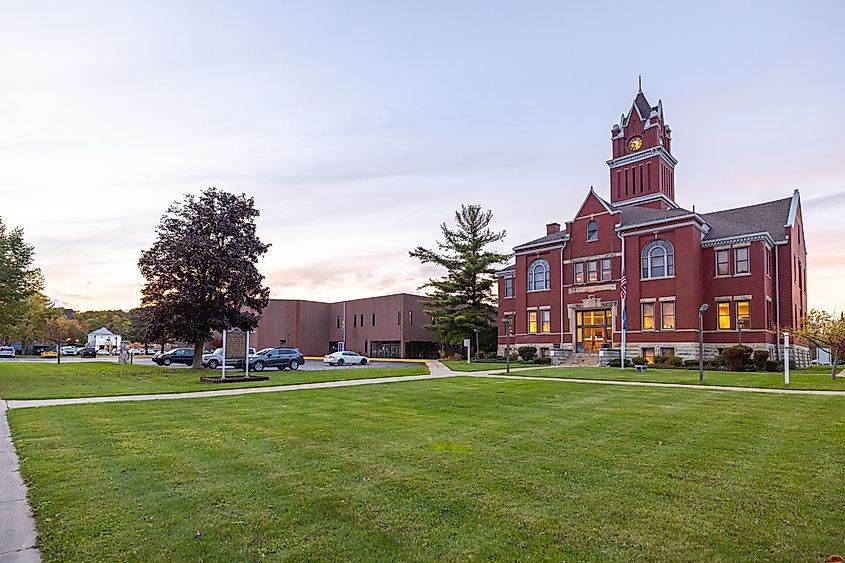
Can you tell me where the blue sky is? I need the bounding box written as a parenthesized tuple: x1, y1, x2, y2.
(1, 1, 843, 311)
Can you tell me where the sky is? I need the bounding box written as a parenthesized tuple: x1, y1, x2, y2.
(1, 1, 844, 312)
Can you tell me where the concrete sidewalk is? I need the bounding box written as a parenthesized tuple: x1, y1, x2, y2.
(0, 402, 40, 562)
(471, 373, 845, 396)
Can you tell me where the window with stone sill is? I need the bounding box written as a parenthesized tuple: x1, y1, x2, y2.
(528, 259, 550, 291)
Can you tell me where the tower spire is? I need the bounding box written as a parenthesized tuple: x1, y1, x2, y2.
(638, 75, 642, 93)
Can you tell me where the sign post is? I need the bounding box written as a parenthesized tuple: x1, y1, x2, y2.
(245, 331, 250, 379)
(784, 332, 790, 385)
(221, 330, 227, 381)
(464, 338, 471, 364)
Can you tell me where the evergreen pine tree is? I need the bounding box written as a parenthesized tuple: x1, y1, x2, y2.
(410, 205, 509, 352)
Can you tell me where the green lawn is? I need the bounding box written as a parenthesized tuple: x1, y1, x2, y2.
(0, 362, 428, 400)
(9, 378, 845, 562)
(498, 365, 845, 391)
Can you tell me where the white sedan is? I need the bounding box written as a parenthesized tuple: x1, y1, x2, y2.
(0, 346, 15, 358)
(323, 351, 369, 366)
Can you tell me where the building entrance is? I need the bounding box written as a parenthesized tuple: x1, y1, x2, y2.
(575, 309, 612, 353)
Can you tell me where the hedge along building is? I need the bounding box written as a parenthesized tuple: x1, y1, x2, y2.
(496, 87, 809, 365)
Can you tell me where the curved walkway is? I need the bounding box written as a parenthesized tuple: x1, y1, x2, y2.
(0, 402, 40, 562)
(472, 373, 845, 396)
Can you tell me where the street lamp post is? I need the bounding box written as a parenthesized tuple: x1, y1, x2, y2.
(698, 304, 709, 383)
(473, 328, 480, 362)
(738, 318, 746, 346)
(503, 316, 512, 374)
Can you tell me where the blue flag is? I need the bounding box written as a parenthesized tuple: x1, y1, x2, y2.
(622, 308, 627, 331)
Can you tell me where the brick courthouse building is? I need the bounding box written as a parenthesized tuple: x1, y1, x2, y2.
(496, 88, 809, 365)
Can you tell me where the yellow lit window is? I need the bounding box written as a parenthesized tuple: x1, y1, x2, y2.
(737, 300, 750, 329)
(642, 303, 655, 330)
(661, 301, 675, 330)
(528, 310, 538, 333)
(718, 302, 731, 330)
(540, 309, 551, 333)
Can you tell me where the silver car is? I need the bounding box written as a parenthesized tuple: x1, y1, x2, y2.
(201, 347, 256, 369)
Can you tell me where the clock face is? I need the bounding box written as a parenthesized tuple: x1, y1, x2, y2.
(627, 136, 644, 152)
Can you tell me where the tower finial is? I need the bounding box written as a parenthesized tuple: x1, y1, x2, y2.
(638, 75, 642, 93)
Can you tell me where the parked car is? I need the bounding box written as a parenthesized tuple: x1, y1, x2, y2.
(128, 348, 144, 355)
(323, 351, 368, 366)
(96, 349, 113, 356)
(41, 350, 58, 358)
(0, 346, 16, 358)
(152, 347, 195, 366)
(248, 348, 305, 371)
(60, 346, 77, 356)
(77, 347, 96, 358)
(202, 347, 256, 369)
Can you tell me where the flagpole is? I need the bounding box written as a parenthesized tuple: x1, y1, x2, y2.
(621, 297, 626, 370)
(619, 232, 627, 370)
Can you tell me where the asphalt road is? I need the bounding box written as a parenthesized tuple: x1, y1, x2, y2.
(0, 356, 414, 371)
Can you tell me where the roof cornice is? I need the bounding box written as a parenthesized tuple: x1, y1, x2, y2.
(701, 232, 777, 248)
(612, 192, 679, 209)
(616, 213, 707, 233)
(607, 146, 678, 169)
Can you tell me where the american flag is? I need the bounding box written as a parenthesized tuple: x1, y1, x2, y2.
(620, 271, 627, 300)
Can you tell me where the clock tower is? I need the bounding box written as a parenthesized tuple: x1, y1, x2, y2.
(607, 87, 677, 209)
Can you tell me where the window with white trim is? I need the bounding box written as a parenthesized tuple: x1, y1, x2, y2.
(528, 259, 550, 291)
(504, 277, 513, 298)
(661, 301, 676, 330)
(574, 262, 584, 284)
(642, 302, 656, 331)
(716, 249, 730, 276)
(641, 240, 674, 279)
(587, 260, 598, 283)
(718, 302, 731, 330)
(735, 247, 749, 274)
(587, 220, 598, 241)
(601, 258, 612, 281)
(736, 300, 750, 329)
(540, 309, 551, 333)
(527, 310, 538, 333)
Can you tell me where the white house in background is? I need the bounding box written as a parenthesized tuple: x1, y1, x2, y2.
(87, 327, 122, 351)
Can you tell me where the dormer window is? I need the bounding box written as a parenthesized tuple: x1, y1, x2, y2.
(586, 220, 598, 241)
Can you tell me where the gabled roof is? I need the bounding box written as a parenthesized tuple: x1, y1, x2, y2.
(495, 264, 516, 277)
(701, 196, 793, 242)
(512, 229, 568, 252)
(633, 91, 653, 120)
(615, 205, 696, 229)
(89, 326, 116, 336)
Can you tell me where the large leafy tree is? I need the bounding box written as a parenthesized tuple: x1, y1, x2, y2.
(41, 316, 86, 364)
(790, 309, 845, 380)
(138, 188, 270, 368)
(410, 205, 509, 352)
(0, 218, 44, 340)
(8, 292, 55, 352)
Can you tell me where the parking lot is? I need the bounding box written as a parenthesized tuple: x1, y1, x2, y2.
(0, 355, 416, 371)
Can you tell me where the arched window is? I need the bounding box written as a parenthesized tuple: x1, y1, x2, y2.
(586, 220, 598, 241)
(641, 240, 674, 279)
(528, 259, 550, 291)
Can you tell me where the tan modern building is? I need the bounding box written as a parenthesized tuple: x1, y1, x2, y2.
(251, 293, 438, 358)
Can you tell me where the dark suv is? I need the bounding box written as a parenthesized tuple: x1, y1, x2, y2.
(249, 348, 305, 371)
(77, 347, 96, 358)
(151, 348, 194, 366)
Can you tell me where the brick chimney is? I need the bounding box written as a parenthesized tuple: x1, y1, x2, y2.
(546, 222, 560, 235)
